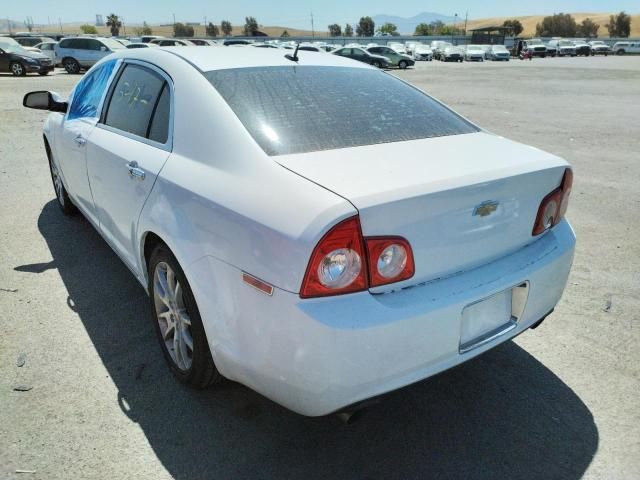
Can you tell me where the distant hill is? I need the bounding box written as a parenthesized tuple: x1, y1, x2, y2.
(373, 12, 459, 34)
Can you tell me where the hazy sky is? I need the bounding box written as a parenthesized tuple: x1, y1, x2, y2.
(5, 0, 638, 28)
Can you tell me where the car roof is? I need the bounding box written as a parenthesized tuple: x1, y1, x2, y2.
(112, 46, 374, 72)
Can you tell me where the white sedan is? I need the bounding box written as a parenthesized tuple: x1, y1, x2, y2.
(23, 48, 575, 417)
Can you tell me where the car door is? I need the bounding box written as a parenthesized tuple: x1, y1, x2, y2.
(57, 59, 120, 224)
(86, 61, 172, 272)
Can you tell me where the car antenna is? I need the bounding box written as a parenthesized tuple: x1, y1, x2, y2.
(285, 43, 300, 62)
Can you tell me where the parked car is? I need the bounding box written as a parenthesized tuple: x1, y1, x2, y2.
(23, 47, 575, 417)
(387, 42, 407, 54)
(223, 39, 252, 46)
(487, 44, 510, 61)
(366, 45, 414, 68)
(332, 47, 390, 68)
(547, 39, 576, 57)
(126, 42, 160, 49)
(141, 35, 164, 43)
(589, 40, 611, 55)
(404, 41, 420, 55)
(545, 42, 558, 57)
(13, 35, 56, 48)
(150, 38, 195, 47)
(512, 38, 547, 58)
(572, 40, 591, 56)
(0, 38, 54, 75)
(612, 41, 640, 55)
(464, 45, 485, 62)
(113, 38, 131, 47)
(413, 44, 433, 61)
(430, 41, 452, 60)
(441, 46, 464, 62)
(34, 41, 59, 65)
(55, 36, 125, 73)
(189, 39, 218, 46)
(298, 44, 323, 52)
(251, 43, 278, 49)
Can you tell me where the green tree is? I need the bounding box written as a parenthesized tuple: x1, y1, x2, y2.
(377, 22, 398, 36)
(281, 30, 290, 37)
(80, 24, 98, 34)
(356, 16, 375, 37)
(344, 24, 353, 37)
(535, 13, 577, 37)
(606, 11, 631, 37)
(244, 16, 259, 36)
(414, 23, 432, 36)
(173, 22, 194, 37)
(328, 23, 342, 36)
(206, 22, 219, 36)
(429, 20, 445, 34)
(577, 18, 599, 38)
(106, 14, 122, 36)
(502, 19, 523, 36)
(221, 20, 232, 36)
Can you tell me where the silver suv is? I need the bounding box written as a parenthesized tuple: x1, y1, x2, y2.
(55, 37, 125, 74)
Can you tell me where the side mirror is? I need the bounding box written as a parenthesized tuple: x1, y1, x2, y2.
(23, 91, 68, 113)
(100, 46, 107, 52)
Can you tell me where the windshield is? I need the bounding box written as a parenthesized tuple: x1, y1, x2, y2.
(492, 45, 508, 51)
(0, 41, 27, 54)
(205, 66, 478, 156)
(559, 41, 574, 46)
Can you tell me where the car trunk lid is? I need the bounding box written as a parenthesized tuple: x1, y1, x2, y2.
(276, 132, 569, 292)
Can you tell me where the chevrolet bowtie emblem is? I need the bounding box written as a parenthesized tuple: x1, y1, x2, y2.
(473, 200, 499, 217)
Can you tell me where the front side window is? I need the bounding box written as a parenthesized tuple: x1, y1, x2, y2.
(103, 64, 169, 142)
(206, 66, 478, 156)
(67, 60, 119, 121)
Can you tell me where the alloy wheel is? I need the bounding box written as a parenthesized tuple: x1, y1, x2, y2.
(153, 262, 193, 371)
(11, 63, 24, 76)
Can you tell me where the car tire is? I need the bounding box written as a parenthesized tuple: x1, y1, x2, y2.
(10, 62, 26, 76)
(63, 58, 81, 74)
(398, 60, 408, 69)
(45, 144, 78, 215)
(148, 243, 221, 389)
(616, 49, 625, 56)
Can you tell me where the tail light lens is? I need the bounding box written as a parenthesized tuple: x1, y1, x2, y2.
(300, 217, 367, 298)
(532, 168, 573, 236)
(300, 216, 414, 298)
(366, 238, 415, 287)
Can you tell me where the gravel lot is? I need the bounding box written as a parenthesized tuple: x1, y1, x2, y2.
(1, 56, 639, 480)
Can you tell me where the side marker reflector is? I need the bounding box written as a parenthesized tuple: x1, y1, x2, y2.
(242, 273, 274, 296)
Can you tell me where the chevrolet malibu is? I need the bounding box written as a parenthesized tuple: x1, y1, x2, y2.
(23, 48, 575, 417)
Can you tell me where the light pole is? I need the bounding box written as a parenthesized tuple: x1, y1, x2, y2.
(453, 13, 458, 45)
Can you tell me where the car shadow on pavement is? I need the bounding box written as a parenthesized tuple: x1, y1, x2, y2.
(29, 200, 598, 480)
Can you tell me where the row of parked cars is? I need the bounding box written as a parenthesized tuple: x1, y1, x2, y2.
(516, 38, 640, 57)
(2, 32, 639, 76)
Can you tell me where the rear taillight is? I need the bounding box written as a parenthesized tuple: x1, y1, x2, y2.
(300, 217, 368, 298)
(366, 237, 415, 287)
(300, 216, 414, 298)
(532, 168, 573, 236)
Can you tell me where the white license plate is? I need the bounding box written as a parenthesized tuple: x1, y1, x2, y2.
(459, 284, 529, 353)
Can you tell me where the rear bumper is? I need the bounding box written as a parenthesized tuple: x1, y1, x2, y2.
(190, 220, 575, 416)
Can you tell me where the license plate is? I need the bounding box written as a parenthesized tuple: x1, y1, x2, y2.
(459, 283, 529, 353)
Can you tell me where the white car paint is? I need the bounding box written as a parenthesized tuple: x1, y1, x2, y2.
(37, 47, 575, 416)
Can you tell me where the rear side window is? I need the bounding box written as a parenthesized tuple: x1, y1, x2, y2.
(67, 59, 118, 121)
(148, 84, 170, 143)
(104, 64, 169, 143)
(205, 66, 478, 156)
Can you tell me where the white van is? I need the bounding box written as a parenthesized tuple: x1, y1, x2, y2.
(612, 41, 640, 55)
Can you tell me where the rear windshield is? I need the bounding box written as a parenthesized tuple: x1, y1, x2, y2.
(204, 66, 478, 156)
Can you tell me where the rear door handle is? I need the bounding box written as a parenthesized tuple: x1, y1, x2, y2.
(127, 161, 145, 180)
(74, 135, 86, 146)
